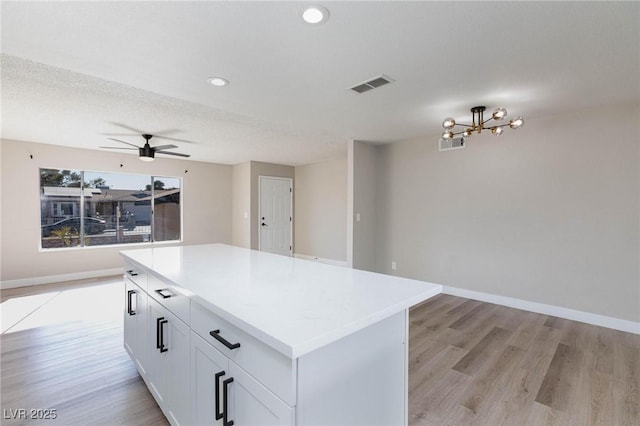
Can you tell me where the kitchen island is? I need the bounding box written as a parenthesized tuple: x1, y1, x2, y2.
(121, 244, 441, 425)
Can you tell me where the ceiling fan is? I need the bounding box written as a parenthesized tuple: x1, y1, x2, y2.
(100, 134, 190, 161)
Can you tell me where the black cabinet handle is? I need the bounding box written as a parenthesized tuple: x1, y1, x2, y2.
(214, 371, 225, 421)
(126, 269, 139, 277)
(209, 330, 241, 350)
(156, 317, 164, 349)
(155, 289, 172, 299)
(159, 319, 168, 353)
(156, 317, 163, 349)
(127, 290, 136, 315)
(222, 377, 234, 426)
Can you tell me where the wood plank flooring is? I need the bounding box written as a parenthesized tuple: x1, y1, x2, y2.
(1, 277, 168, 426)
(409, 294, 640, 425)
(2, 279, 639, 425)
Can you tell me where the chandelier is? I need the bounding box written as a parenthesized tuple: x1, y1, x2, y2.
(441, 106, 524, 140)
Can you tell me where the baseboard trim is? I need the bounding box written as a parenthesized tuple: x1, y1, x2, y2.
(443, 285, 640, 335)
(294, 253, 348, 267)
(1, 268, 123, 290)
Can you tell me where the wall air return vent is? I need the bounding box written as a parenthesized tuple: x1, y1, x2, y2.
(350, 75, 394, 94)
(439, 137, 466, 152)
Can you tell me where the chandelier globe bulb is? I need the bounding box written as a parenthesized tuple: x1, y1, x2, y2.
(492, 107, 507, 120)
(442, 117, 456, 129)
(491, 127, 504, 136)
(509, 116, 524, 129)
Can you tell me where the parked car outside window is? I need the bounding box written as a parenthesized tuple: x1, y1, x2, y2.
(41, 217, 106, 237)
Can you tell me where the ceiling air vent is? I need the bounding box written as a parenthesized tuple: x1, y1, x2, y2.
(350, 74, 394, 93)
(439, 137, 466, 152)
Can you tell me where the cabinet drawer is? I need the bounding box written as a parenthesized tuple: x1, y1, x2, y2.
(229, 361, 295, 425)
(191, 301, 296, 406)
(147, 272, 190, 325)
(124, 260, 147, 289)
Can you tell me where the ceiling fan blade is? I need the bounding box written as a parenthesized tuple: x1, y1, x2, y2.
(100, 146, 138, 150)
(103, 126, 197, 144)
(148, 128, 182, 136)
(152, 144, 178, 151)
(108, 138, 140, 148)
(156, 151, 191, 158)
(101, 132, 142, 136)
(102, 131, 183, 138)
(152, 135, 198, 144)
(107, 122, 146, 134)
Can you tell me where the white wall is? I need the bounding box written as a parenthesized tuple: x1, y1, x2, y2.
(294, 157, 347, 262)
(352, 141, 378, 271)
(373, 103, 639, 322)
(232, 161, 251, 248)
(0, 139, 232, 284)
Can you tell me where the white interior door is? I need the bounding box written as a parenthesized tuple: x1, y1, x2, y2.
(259, 176, 292, 256)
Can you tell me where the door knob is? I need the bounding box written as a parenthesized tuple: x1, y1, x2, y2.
(261, 223, 268, 227)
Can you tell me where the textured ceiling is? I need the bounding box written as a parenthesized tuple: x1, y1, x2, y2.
(1, 1, 638, 165)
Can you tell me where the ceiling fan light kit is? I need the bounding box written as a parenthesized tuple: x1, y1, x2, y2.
(139, 134, 157, 161)
(441, 106, 524, 140)
(139, 145, 155, 161)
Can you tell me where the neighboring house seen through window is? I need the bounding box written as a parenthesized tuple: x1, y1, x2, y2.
(40, 169, 182, 249)
(52, 202, 76, 217)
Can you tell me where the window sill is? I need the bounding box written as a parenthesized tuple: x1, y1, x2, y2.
(38, 239, 183, 253)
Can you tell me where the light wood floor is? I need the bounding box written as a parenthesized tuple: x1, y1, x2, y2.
(408, 294, 640, 425)
(1, 279, 638, 425)
(1, 277, 168, 426)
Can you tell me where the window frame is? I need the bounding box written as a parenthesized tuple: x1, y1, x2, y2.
(39, 168, 183, 251)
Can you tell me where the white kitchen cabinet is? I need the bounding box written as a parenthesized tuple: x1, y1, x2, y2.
(192, 331, 228, 425)
(190, 300, 296, 405)
(125, 270, 190, 426)
(146, 297, 190, 426)
(228, 361, 294, 426)
(123, 244, 442, 425)
(191, 332, 293, 426)
(124, 277, 148, 377)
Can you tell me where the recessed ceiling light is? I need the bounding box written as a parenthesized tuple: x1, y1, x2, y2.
(302, 5, 329, 24)
(207, 77, 229, 87)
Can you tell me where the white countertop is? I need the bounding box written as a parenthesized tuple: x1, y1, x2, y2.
(121, 244, 441, 358)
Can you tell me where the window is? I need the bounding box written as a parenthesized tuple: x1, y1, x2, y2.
(40, 169, 182, 249)
(152, 177, 181, 242)
(52, 202, 76, 217)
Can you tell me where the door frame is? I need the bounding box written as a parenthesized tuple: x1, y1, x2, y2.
(258, 176, 293, 255)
